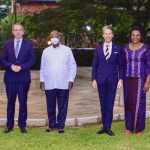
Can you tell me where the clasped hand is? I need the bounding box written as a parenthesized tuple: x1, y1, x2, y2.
(11, 64, 21, 72)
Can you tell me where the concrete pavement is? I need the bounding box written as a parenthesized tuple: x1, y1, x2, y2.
(0, 67, 150, 127)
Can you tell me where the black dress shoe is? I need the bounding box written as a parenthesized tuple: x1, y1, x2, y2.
(96, 128, 105, 134)
(46, 128, 53, 132)
(58, 129, 64, 134)
(105, 129, 115, 136)
(3, 128, 13, 133)
(20, 128, 27, 133)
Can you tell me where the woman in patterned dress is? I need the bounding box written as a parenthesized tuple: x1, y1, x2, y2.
(123, 27, 150, 135)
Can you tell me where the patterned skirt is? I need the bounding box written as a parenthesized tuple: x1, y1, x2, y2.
(123, 77, 146, 132)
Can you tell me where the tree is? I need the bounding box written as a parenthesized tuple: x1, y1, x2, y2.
(0, 0, 11, 19)
(98, 0, 150, 35)
(2, 0, 150, 47)
(58, 0, 134, 46)
(17, 0, 135, 47)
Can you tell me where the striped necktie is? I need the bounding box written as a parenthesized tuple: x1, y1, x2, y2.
(105, 45, 109, 60)
(15, 40, 20, 58)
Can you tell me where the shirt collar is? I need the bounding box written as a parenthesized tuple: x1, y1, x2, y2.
(14, 38, 23, 43)
(104, 42, 112, 47)
(51, 43, 62, 49)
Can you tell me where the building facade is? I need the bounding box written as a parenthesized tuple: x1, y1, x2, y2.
(14, 0, 58, 14)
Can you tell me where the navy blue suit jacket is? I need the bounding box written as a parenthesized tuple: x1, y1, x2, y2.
(1, 39, 35, 83)
(92, 43, 123, 84)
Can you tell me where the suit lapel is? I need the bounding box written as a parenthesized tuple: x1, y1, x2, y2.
(98, 43, 107, 61)
(11, 39, 16, 59)
(108, 43, 116, 62)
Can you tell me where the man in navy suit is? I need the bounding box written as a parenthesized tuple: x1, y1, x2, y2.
(1, 23, 35, 133)
(92, 25, 123, 136)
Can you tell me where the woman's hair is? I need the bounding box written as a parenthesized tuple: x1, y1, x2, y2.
(129, 26, 143, 41)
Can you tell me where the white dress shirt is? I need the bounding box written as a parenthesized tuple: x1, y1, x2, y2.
(40, 44, 77, 90)
(14, 38, 23, 53)
(103, 42, 112, 58)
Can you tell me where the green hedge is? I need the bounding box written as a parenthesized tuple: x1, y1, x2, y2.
(0, 48, 95, 70)
(33, 48, 94, 69)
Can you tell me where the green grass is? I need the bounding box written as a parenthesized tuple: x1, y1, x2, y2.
(0, 119, 150, 150)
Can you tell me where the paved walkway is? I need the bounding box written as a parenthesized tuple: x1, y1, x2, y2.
(0, 68, 150, 126)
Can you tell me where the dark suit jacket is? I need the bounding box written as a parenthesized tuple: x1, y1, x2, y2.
(1, 39, 35, 83)
(92, 42, 123, 84)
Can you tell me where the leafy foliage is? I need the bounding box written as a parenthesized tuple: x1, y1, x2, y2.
(1, 0, 150, 47)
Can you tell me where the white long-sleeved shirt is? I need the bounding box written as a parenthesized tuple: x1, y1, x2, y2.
(40, 44, 77, 90)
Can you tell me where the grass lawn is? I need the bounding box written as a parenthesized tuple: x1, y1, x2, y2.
(0, 119, 150, 150)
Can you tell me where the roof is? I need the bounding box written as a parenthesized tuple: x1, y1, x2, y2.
(17, 0, 56, 4)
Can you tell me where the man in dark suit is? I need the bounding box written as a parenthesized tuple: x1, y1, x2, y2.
(1, 23, 35, 133)
(92, 25, 123, 136)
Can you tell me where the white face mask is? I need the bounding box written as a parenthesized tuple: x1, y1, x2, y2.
(51, 37, 59, 45)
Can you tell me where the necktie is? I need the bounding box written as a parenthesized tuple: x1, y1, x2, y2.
(15, 40, 20, 58)
(105, 45, 109, 60)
